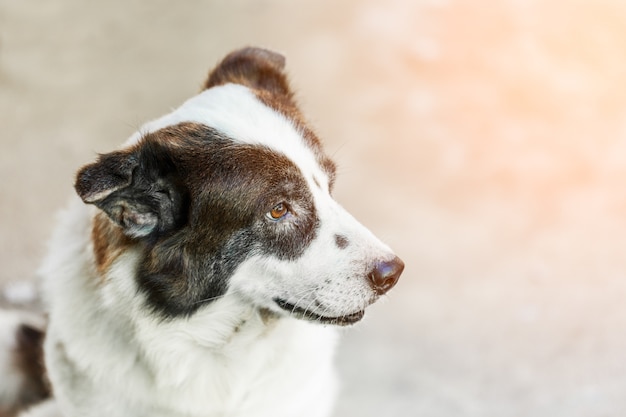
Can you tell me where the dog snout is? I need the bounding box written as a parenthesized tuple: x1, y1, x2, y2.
(367, 256, 404, 295)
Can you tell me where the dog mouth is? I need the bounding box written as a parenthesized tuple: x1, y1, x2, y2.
(273, 298, 365, 326)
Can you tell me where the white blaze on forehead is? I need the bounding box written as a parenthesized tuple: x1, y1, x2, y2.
(126, 83, 327, 185)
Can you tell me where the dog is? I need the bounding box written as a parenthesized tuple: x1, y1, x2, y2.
(0, 47, 404, 417)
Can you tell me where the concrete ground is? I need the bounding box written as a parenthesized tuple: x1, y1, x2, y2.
(2, 1, 626, 416)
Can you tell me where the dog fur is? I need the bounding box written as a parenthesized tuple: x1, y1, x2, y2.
(0, 47, 403, 417)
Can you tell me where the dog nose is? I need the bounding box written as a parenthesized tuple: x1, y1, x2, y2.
(368, 256, 404, 295)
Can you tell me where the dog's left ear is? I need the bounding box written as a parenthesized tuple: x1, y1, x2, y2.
(74, 144, 187, 238)
(204, 47, 292, 98)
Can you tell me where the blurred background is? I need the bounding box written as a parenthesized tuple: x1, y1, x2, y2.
(2, 0, 626, 415)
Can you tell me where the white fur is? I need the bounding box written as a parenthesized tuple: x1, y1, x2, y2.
(19, 400, 60, 417)
(36, 199, 338, 417)
(19, 84, 396, 417)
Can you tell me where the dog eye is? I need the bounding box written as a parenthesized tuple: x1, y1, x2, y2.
(267, 203, 289, 221)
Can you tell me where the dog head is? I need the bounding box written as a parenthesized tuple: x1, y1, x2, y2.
(75, 48, 403, 325)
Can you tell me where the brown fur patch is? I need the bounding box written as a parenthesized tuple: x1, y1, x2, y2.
(334, 234, 349, 249)
(92, 212, 133, 275)
(124, 122, 320, 317)
(204, 47, 291, 98)
(10, 324, 50, 414)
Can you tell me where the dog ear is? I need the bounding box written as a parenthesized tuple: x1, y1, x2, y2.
(75, 144, 188, 238)
(204, 47, 292, 97)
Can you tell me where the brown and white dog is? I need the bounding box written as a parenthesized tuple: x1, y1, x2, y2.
(0, 47, 403, 417)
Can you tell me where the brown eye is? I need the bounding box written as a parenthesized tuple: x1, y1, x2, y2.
(267, 202, 289, 220)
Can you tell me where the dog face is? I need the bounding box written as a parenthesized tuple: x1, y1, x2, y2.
(74, 48, 403, 324)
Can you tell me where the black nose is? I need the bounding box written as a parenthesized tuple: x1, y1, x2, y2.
(368, 256, 404, 295)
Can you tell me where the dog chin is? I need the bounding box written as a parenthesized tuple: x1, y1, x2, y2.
(273, 298, 365, 326)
